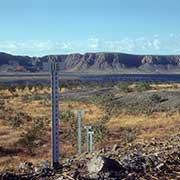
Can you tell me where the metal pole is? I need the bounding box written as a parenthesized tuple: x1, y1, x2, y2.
(50, 60, 60, 169)
(88, 129, 94, 153)
(84, 126, 91, 152)
(77, 110, 84, 154)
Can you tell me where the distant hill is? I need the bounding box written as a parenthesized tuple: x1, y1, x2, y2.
(1, 52, 180, 73)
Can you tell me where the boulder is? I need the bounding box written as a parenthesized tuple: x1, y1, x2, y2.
(87, 156, 125, 179)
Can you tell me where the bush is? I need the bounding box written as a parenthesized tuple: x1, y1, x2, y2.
(60, 110, 75, 122)
(93, 122, 109, 144)
(6, 111, 32, 128)
(8, 116, 23, 127)
(119, 127, 137, 143)
(150, 94, 162, 103)
(16, 119, 44, 153)
(29, 93, 49, 101)
(8, 85, 16, 95)
(0, 83, 8, 91)
(117, 82, 131, 93)
(60, 110, 77, 146)
(134, 82, 151, 92)
(89, 93, 114, 105)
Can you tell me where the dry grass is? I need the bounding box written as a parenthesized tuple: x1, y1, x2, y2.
(0, 84, 180, 170)
(107, 112, 180, 142)
(0, 122, 22, 146)
(0, 87, 105, 169)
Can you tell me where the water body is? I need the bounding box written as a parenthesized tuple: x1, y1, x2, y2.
(1, 74, 180, 84)
(80, 74, 180, 83)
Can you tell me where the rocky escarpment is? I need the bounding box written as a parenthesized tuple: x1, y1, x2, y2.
(1, 52, 180, 73)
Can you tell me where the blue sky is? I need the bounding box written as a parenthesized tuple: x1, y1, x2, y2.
(0, 0, 180, 56)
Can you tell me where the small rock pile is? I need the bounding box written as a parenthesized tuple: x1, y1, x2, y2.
(1, 135, 180, 180)
(60, 135, 180, 180)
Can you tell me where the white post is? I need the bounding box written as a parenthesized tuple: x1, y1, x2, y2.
(84, 126, 92, 152)
(76, 110, 84, 154)
(88, 130, 94, 153)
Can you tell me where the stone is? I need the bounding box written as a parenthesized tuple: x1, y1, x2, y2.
(87, 156, 125, 179)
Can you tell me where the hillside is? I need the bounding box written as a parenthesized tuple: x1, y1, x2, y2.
(1, 52, 180, 73)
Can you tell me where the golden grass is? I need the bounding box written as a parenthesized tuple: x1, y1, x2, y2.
(0, 87, 105, 169)
(107, 112, 180, 142)
(0, 84, 180, 169)
(0, 122, 22, 146)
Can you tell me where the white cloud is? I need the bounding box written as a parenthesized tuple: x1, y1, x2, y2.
(1, 34, 180, 56)
(153, 39, 161, 50)
(87, 38, 99, 49)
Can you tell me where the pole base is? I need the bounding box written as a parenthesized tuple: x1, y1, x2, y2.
(52, 162, 62, 170)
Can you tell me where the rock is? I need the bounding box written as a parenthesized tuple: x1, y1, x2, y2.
(1, 172, 29, 180)
(39, 160, 50, 169)
(87, 156, 125, 179)
(111, 144, 119, 152)
(56, 177, 64, 180)
(18, 162, 34, 173)
(121, 152, 146, 173)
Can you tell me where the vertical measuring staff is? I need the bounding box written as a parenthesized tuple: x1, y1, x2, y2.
(50, 58, 60, 169)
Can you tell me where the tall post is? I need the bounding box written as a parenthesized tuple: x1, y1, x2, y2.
(50, 59, 60, 169)
(84, 126, 92, 152)
(74, 110, 84, 154)
(77, 110, 84, 154)
(88, 130, 94, 153)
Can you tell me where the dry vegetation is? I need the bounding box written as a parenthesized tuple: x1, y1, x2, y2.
(0, 81, 180, 171)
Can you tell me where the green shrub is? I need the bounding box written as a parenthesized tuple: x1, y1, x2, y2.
(119, 127, 137, 143)
(89, 93, 114, 105)
(117, 82, 131, 93)
(8, 116, 23, 127)
(134, 82, 151, 92)
(16, 119, 44, 153)
(29, 93, 49, 101)
(8, 85, 16, 95)
(60, 110, 75, 122)
(0, 83, 8, 91)
(150, 94, 162, 103)
(93, 122, 109, 144)
(6, 111, 32, 128)
(60, 110, 77, 146)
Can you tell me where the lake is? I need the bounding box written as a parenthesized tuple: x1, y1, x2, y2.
(1, 73, 180, 83)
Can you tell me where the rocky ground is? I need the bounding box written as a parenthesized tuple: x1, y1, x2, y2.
(1, 134, 180, 180)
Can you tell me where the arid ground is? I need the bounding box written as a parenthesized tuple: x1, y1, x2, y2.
(0, 81, 180, 174)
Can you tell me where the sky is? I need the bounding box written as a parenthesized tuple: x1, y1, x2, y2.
(0, 0, 180, 56)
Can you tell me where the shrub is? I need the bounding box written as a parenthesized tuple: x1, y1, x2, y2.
(60, 110, 75, 123)
(93, 122, 109, 144)
(150, 94, 162, 103)
(6, 111, 32, 128)
(0, 83, 8, 91)
(16, 119, 44, 153)
(60, 110, 77, 146)
(89, 93, 114, 105)
(29, 93, 49, 101)
(117, 82, 131, 93)
(134, 82, 151, 92)
(8, 116, 23, 128)
(8, 85, 16, 95)
(119, 127, 137, 143)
